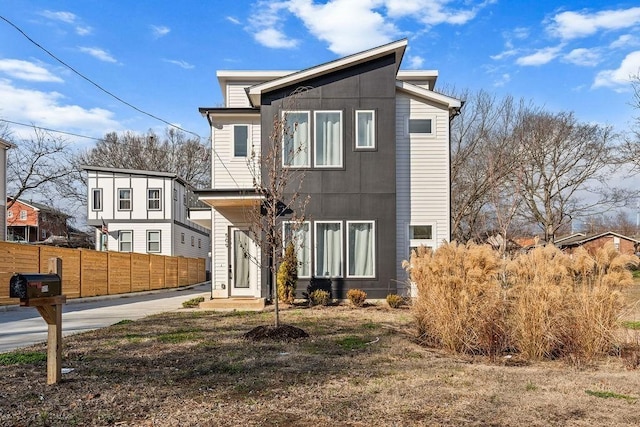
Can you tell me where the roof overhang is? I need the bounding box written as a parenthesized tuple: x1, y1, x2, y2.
(195, 189, 263, 208)
(188, 207, 212, 230)
(198, 107, 261, 128)
(396, 70, 439, 89)
(246, 39, 408, 107)
(395, 80, 462, 110)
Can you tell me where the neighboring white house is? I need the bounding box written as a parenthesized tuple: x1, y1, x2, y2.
(0, 138, 14, 242)
(83, 166, 211, 267)
(196, 39, 460, 301)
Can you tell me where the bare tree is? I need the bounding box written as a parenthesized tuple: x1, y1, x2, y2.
(515, 111, 626, 243)
(450, 89, 528, 242)
(75, 128, 210, 187)
(7, 127, 76, 212)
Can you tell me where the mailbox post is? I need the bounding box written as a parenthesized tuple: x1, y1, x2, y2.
(10, 258, 66, 385)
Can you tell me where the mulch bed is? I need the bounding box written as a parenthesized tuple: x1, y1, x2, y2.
(243, 324, 309, 340)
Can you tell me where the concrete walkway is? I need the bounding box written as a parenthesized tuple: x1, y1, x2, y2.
(0, 282, 210, 353)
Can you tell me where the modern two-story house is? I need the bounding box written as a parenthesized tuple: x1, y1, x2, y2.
(83, 166, 211, 266)
(195, 39, 460, 301)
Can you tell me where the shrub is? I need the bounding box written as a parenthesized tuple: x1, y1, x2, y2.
(404, 242, 637, 363)
(386, 293, 404, 308)
(347, 289, 367, 307)
(277, 242, 298, 304)
(309, 289, 330, 306)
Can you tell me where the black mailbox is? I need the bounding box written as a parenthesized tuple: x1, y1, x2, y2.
(10, 273, 62, 299)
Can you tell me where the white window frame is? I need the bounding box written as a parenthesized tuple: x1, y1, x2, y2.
(233, 124, 250, 158)
(355, 110, 376, 150)
(347, 220, 376, 278)
(191, 235, 195, 247)
(147, 188, 161, 211)
(7, 210, 12, 218)
(181, 232, 185, 244)
(409, 224, 436, 257)
(283, 221, 311, 278)
(19, 210, 27, 220)
(282, 111, 310, 168)
(315, 221, 343, 278)
(118, 188, 132, 211)
(147, 230, 161, 253)
(314, 110, 343, 168)
(92, 188, 103, 211)
(406, 116, 435, 137)
(119, 230, 133, 252)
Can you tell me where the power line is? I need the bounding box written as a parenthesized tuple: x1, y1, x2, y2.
(0, 119, 103, 141)
(0, 14, 203, 140)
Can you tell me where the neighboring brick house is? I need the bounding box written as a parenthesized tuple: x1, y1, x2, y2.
(556, 231, 640, 256)
(6, 198, 69, 242)
(196, 39, 461, 300)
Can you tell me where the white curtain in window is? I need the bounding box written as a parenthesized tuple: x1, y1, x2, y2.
(316, 112, 341, 166)
(357, 112, 374, 148)
(316, 223, 342, 277)
(284, 222, 310, 277)
(284, 113, 308, 166)
(234, 230, 251, 288)
(349, 222, 373, 276)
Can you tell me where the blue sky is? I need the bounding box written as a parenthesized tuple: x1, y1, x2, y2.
(1, 0, 640, 145)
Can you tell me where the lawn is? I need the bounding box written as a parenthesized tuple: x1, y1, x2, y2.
(1, 296, 639, 426)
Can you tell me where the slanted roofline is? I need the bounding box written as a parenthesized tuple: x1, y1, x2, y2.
(246, 38, 408, 107)
(395, 80, 462, 110)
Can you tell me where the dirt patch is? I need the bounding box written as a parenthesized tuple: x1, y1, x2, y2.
(244, 324, 309, 340)
(0, 304, 639, 426)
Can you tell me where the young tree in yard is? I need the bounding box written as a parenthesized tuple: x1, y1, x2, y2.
(514, 111, 626, 243)
(244, 90, 309, 329)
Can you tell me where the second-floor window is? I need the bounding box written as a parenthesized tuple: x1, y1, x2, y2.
(283, 110, 343, 168)
(7, 210, 13, 218)
(20, 210, 27, 220)
(314, 111, 343, 167)
(118, 188, 132, 211)
(92, 189, 103, 211)
(233, 125, 249, 157)
(148, 189, 161, 211)
(356, 110, 376, 149)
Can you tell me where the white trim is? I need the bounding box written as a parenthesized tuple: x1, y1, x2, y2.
(406, 115, 436, 137)
(232, 124, 250, 158)
(147, 188, 161, 211)
(408, 223, 436, 258)
(282, 110, 311, 168)
(118, 188, 132, 211)
(395, 80, 462, 108)
(346, 220, 376, 279)
(315, 220, 343, 278)
(147, 230, 161, 253)
(119, 230, 133, 252)
(355, 110, 376, 150)
(313, 110, 343, 168)
(92, 188, 103, 211)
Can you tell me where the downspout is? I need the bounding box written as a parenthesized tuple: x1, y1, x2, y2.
(448, 103, 463, 242)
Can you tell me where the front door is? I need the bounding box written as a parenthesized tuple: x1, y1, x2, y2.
(230, 228, 258, 296)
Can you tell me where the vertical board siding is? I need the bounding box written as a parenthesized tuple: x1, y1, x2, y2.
(0, 242, 206, 305)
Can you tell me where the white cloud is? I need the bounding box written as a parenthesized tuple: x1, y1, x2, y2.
(593, 50, 640, 89)
(286, 0, 397, 55)
(0, 59, 63, 82)
(163, 59, 195, 69)
(39, 10, 92, 36)
(150, 25, 170, 38)
(78, 47, 117, 63)
(610, 34, 639, 49)
(548, 7, 640, 40)
(563, 48, 601, 67)
(226, 16, 241, 25)
(516, 46, 563, 66)
(491, 49, 518, 60)
(385, 0, 495, 26)
(254, 28, 299, 49)
(407, 55, 425, 69)
(493, 73, 511, 87)
(0, 79, 120, 137)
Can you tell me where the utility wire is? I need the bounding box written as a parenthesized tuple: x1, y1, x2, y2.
(0, 14, 202, 140)
(0, 118, 103, 141)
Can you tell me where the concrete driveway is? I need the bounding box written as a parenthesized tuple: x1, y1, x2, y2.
(0, 283, 210, 353)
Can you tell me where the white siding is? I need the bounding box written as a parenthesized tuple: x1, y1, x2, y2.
(212, 118, 261, 189)
(226, 83, 252, 107)
(395, 92, 451, 290)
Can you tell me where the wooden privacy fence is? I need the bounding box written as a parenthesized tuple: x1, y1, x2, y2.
(0, 241, 206, 306)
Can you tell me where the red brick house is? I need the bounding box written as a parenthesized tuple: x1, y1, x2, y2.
(6, 198, 69, 243)
(555, 231, 640, 256)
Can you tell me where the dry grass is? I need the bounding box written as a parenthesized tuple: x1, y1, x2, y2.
(1, 304, 640, 426)
(406, 242, 638, 363)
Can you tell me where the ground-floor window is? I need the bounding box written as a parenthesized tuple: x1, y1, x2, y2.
(119, 230, 133, 252)
(409, 224, 435, 256)
(315, 221, 343, 278)
(347, 221, 375, 278)
(283, 221, 311, 278)
(147, 230, 161, 253)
